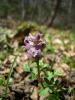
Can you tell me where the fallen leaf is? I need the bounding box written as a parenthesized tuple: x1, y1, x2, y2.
(15, 66, 23, 74)
(31, 86, 38, 100)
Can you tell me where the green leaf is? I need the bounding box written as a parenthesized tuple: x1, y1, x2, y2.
(0, 98, 2, 100)
(48, 93, 60, 100)
(0, 78, 4, 85)
(43, 63, 49, 68)
(54, 70, 62, 76)
(29, 73, 36, 80)
(39, 59, 44, 66)
(39, 88, 49, 96)
(23, 63, 30, 72)
(39, 81, 48, 89)
(44, 78, 50, 85)
(46, 45, 55, 53)
(32, 67, 37, 75)
(46, 71, 54, 80)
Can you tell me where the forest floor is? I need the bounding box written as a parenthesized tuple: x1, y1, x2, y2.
(0, 20, 75, 100)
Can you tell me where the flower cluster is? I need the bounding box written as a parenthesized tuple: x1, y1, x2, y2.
(24, 32, 45, 59)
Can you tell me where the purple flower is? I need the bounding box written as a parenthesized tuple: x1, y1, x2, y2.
(24, 36, 34, 49)
(35, 32, 41, 40)
(35, 42, 45, 50)
(24, 32, 45, 59)
(27, 47, 41, 58)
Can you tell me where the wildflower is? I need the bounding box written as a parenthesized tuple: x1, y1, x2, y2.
(35, 42, 45, 50)
(27, 47, 41, 58)
(24, 32, 45, 59)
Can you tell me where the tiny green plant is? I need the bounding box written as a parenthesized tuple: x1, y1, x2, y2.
(23, 32, 45, 100)
(1, 55, 17, 100)
(23, 32, 64, 100)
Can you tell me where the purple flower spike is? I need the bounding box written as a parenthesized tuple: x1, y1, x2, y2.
(35, 42, 45, 50)
(27, 47, 41, 58)
(24, 43, 31, 50)
(24, 32, 45, 59)
(35, 32, 41, 40)
(24, 36, 34, 49)
(29, 33, 35, 40)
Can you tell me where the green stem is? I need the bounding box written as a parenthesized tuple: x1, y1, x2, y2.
(37, 60, 40, 82)
(4, 56, 17, 98)
(36, 59, 40, 100)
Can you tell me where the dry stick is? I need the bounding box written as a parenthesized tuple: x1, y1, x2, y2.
(4, 56, 17, 98)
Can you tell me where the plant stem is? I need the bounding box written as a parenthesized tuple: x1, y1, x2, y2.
(4, 56, 17, 98)
(36, 59, 40, 100)
(37, 60, 40, 82)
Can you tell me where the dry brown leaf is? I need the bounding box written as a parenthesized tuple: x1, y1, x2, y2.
(63, 51, 75, 57)
(31, 86, 38, 100)
(13, 73, 22, 83)
(0, 68, 10, 75)
(52, 38, 63, 45)
(15, 66, 23, 74)
(53, 63, 70, 77)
